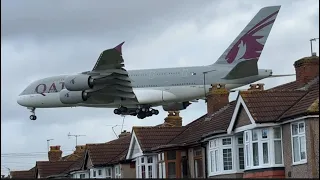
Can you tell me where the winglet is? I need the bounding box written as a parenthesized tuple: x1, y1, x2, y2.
(114, 41, 125, 54)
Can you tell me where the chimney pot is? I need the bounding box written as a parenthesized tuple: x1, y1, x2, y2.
(164, 111, 182, 127)
(248, 83, 264, 91)
(48, 145, 62, 162)
(206, 83, 229, 115)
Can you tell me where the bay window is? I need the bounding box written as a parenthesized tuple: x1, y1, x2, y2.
(136, 156, 157, 178)
(244, 127, 283, 170)
(208, 136, 244, 176)
(291, 121, 307, 164)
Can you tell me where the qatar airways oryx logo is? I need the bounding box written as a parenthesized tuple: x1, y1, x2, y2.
(225, 10, 279, 64)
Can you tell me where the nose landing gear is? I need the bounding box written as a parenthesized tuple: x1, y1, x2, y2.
(28, 107, 37, 120)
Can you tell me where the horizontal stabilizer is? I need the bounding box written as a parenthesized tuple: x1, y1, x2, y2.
(222, 59, 258, 79)
(266, 74, 295, 78)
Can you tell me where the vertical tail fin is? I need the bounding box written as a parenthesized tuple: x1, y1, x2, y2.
(213, 6, 281, 66)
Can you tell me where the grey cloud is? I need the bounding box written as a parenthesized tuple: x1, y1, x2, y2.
(1, 0, 319, 173)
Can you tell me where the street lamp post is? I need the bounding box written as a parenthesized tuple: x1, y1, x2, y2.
(203, 69, 216, 100)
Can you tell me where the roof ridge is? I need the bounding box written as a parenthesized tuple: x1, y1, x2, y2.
(277, 90, 310, 121)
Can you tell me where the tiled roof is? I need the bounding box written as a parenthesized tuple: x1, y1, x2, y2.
(133, 126, 186, 152)
(10, 167, 35, 179)
(168, 101, 236, 146)
(240, 90, 307, 123)
(86, 135, 131, 166)
(268, 81, 300, 91)
(36, 161, 76, 178)
(279, 81, 319, 120)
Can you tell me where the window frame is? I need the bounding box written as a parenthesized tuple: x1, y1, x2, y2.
(208, 136, 243, 176)
(136, 155, 157, 178)
(244, 127, 284, 170)
(105, 167, 112, 178)
(291, 121, 307, 165)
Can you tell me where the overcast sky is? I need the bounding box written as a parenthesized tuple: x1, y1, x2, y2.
(1, 0, 319, 175)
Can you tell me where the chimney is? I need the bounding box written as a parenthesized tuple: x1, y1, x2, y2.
(118, 130, 131, 138)
(48, 145, 62, 162)
(294, 56, 319, 86)
(74, 145, 86, 154)
(164, 111, 182, 127)
(248, 83, 265, 91)
(206, 84, 229, 115)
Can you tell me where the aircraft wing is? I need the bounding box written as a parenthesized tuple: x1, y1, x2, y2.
(85, 42, 138, 103)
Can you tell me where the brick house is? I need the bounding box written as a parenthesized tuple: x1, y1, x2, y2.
(74, 131, 135, 178)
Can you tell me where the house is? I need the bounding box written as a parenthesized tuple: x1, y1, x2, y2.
(74, 131, 134, 178)
(10, 167, 35, 179)
(34, 145, 87, 178)
(202, 55, 319, 178)
(125, 122, 187, 178)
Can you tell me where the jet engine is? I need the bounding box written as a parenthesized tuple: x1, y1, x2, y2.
(162, 101, 191, 111)
(59, 89, 89, 104)
(64, 74, 94, 91)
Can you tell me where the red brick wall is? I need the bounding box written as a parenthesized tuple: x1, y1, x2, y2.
(243, 169, 285, 178)
(294, 56, 319, 86)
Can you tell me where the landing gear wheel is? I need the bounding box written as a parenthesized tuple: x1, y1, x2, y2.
(151, 109, 159, 115)
(114, 109, 121, 115)
(119, 106, 128, 112)
(146, 111, 153, 117)
(137, 112, 146, 119)
(30, 115, 37, 120)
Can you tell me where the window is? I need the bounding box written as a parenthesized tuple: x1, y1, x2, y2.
(237, 137, 245, 170)
(194, 148, 203, 178)
(168, 162, 176, 178)
(106, 168, 112, 178)
(167, 151, 176, 160)
(136, 156, 156, 178)
(244, 127, 284, 170)
(158, 153, 165, 178)
(208, 136, 242, 176)
(273, 127, 283, 164)
(80, 174, 85, 179)
(98, 169, 102, 176)
(291, 121, 307, 164)
(93, 170, 96, 177)
(115, 165, 121, 178)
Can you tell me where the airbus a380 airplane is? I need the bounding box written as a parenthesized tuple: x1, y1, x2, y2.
(17, 6, 286, 120)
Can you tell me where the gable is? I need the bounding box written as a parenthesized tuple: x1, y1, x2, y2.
(233, 105, 253, 129)
(227, 95, 256, 134)
(126, 131, 143, 160)
(83, 153, 93, 169)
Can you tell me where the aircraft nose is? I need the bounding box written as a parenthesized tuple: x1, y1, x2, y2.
(17, 95, 27, 107)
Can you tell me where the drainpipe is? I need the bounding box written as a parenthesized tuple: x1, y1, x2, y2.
(201, 142, 208, 178)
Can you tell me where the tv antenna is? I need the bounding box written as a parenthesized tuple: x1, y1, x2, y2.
(46, 139, 54, 151)
(310, 38, 319, 56)
(68, 132, 86, 146)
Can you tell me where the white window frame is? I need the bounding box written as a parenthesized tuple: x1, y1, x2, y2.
(291, 121, 307, 165)
(114, 165, 121, 178)
(208, 136, 243, 176)
(273, 127, 284, 165)
(105, 167, 112, 178)
(244, 127, 284, 170)
(158, 153, 166, 178)
(136, 155, 157, 178)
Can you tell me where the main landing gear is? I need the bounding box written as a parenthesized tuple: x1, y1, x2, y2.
(113, 106, 159, 119)
(28, 107, 37, 120)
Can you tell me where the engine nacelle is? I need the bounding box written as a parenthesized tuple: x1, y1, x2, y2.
(64, 74, 94, 91)
(162, 101, 191, 111)
(59, 89, 88, 104)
